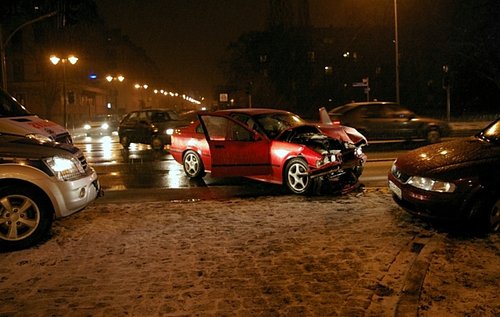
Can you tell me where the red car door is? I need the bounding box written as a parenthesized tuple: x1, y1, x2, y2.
(199, 114, 271, 177)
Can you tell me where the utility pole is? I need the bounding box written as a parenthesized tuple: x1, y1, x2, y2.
(0, 11, 57, 91)
(443, 65, 451, 121)
(394, 0, 400, 104)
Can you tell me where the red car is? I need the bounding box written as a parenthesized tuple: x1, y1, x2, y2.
(170, 108, 367, 194)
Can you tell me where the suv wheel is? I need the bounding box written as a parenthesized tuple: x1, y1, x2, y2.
(0, 186, 53, 251)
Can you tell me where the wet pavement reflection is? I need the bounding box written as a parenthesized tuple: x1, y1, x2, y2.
(73, 133, 411, 192)
(73, 134, 257, 191)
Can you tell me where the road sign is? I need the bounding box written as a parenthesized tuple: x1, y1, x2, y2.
(352, 82, 368, 87)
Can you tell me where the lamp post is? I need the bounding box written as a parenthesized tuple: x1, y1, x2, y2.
(50, 55, 78, 129)
(1, 11, 57, 91)
(134, 83, 149, 109)
(105, 74, 125, 115)
(394, 0, 400, 104)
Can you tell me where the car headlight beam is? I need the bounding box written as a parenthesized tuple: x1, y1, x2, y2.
(407, 176, 456, 193)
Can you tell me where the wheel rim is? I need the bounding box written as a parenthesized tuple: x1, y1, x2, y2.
(427, 130, 440, 143)
(287, 162, 309, 193)
(184, 152, 200, 177)
(152, 138, 163, 150)
(489, 199, 500, 232)
(0, 195, 40, 241)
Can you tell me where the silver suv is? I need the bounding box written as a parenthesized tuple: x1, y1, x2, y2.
(0, 134, 102, 251)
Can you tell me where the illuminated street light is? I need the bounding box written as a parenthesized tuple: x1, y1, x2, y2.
(105, 74, 125, 113)
(50, 54, 79, 129)
(106, 74, 125, 82)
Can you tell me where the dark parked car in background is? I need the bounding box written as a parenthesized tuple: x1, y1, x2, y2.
(0, 133, 102, 251)
(388, 117, 500, 232)
(328, 102, 451, 143)
(118, 109, 190, 150)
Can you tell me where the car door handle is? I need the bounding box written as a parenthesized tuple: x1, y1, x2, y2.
(214, 145, 224, 149)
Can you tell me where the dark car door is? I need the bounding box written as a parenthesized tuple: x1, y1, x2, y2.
(198, 114, 271, 177)
(135, 111, 154, 143)
(360, 104, 390, 139)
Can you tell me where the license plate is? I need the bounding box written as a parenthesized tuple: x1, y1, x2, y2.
(388, 180, 402, 200)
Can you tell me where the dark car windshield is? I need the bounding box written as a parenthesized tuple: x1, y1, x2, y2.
(480, 118, 500, 143)
(0, 90, 31, 117)
(254, 113, 306, 139)
(151, 110, 181, 122)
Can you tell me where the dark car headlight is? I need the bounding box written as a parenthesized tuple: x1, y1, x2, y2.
(354, 146, 363, 157)
(316, 152, 339, 168)
(407, 176, 456, 193)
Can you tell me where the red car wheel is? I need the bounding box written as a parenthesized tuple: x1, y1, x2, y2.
(285, 158, 314, 194)
(183, 150, 205, 178)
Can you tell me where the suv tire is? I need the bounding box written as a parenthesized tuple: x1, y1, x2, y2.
(0, 186, 53, 251)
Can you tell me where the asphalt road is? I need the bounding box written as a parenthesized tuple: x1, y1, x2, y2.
(1, 128, 498, 316)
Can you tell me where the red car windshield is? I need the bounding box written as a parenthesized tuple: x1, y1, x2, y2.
(254, 113, 306, 139)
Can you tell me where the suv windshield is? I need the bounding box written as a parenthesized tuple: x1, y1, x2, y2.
(0, 90, 31, 117)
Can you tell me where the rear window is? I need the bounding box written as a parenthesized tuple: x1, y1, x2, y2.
(0, 90, 31, 117)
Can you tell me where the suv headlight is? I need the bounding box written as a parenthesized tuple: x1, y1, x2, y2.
(407, 176, 456, 193)
(44, 156, 85, 181)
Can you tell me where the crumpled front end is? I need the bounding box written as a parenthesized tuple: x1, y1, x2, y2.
(280, 125, 366, 193)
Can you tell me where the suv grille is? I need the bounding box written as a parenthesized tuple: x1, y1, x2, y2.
(77, 153, 88, 171)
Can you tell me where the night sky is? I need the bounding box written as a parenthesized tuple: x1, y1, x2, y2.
(94, 0, 396, 98)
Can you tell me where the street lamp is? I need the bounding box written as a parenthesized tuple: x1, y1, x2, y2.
(105, 74, 125, 114)
(50, 54, 78, 129)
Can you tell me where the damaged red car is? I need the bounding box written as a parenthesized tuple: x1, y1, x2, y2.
(170, 108, 367, 194)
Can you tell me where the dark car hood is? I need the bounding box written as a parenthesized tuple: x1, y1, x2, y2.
(396, 137, 500, 178)
(0, 134, 80, 159)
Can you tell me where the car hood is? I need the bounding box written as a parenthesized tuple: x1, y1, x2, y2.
(0, 134, 80, 159)
(395, 137, 500, 178)
(277, 125, 346, 154)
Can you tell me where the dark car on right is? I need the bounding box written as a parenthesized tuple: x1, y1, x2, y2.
(118, 109, 190, 150)
(328, 101, 451, 143)
(388, 117, 500, 232)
